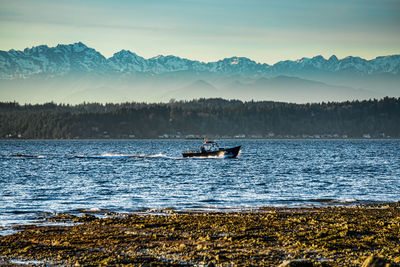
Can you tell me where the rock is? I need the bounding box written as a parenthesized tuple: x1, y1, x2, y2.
(278, 259, 314, 267)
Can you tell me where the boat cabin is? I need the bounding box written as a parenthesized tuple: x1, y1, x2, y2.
(200, 141, 220, 152)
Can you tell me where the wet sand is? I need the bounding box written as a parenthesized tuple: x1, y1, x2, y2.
(1, 203, 400, 266)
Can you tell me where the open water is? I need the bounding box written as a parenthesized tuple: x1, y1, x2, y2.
(0, 139, 399, 232)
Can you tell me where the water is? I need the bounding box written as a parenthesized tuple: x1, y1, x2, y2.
(1, 139, 399, 231)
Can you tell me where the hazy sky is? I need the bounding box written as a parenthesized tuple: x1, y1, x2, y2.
(0, 0, 399, 64)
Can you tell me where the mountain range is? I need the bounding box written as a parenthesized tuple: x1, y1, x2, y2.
(1, 42, 399, 103)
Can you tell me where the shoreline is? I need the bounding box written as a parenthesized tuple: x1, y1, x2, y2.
(1, 203, 400, 266)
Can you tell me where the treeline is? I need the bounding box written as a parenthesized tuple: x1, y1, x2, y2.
(1, 97, 399, 139)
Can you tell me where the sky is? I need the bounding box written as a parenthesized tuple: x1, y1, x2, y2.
(0, 0, 399, 64)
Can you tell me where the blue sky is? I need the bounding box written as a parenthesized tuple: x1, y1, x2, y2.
(0, 0, 399, 63)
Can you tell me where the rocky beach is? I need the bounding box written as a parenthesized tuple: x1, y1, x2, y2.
(1, 203, 400, 266)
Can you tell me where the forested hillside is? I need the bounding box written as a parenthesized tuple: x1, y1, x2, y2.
(1, 98, 399, 139)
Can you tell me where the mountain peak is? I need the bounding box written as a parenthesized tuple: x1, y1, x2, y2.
(74, 41, 87, 47)
(342, 56, 363, 61)
(151, 55, 163, 60)
(53, 42, 92, 53)
(328, 55, 338, 62)
(221, 56, 255, 63)
(23, 44, 49, 54)
(312, 55, 325, 61)
(112, 49, 139, 57)
(72, 42, 88, 52)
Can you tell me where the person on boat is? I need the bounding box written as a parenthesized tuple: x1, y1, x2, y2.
(200, 144, 206, 153)
(200, 139, 208, 153)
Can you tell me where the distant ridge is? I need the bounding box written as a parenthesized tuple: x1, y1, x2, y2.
(163, 80, 220, 100)
(0, 42, 399, 104)
(1, 42, 399, 79)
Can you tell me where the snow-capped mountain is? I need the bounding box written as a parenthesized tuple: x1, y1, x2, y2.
(108, 50, 147, 73)
(0, 42, 110, 78)
(0, 42, 399, 104)
(1, 42, 399, 79)
(206, 57, 269, 74)
(146, 55, 206, 73)
(271, 55, 400, 75)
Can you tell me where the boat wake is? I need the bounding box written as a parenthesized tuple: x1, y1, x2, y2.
(7, 152, 229, 160)
(10, 153, 45, 158)
(71, 153, 181, 160)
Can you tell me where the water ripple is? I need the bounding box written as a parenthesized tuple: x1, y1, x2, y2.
(0, 139, 399, 229)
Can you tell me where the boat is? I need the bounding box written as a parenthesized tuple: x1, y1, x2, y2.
(182, 140, 241, 158)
